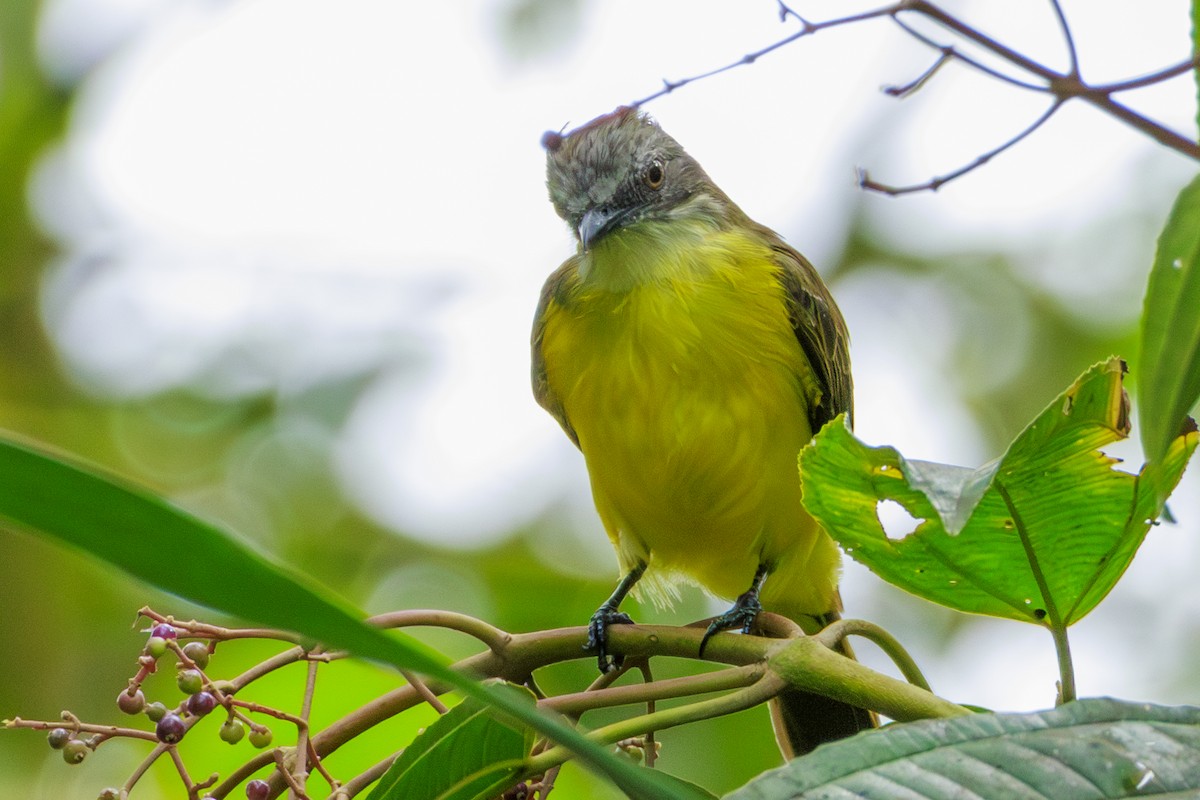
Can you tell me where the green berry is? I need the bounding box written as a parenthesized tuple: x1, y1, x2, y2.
(62, 739, 89, 764)
(176, 668, 204, 695)
(219, 718, 245, 744)
(117, 688, 146, 715)
(182, 641, 210, 669)
(144, 701, 169, 722)
(47, 727, 71, 750)
(146, 636, 168, 659)
(248, 726, 273, 749)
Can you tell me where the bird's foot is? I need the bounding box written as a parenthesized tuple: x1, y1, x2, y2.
(699, 590, 763, 657)
(586, 604, 635, 673)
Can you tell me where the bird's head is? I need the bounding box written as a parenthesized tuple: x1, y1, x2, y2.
(542, 107, 727, 250)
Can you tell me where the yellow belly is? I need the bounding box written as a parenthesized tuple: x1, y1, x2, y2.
(539, 230, 840, 616)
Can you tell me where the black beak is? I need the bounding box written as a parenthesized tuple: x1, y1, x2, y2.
(578, 206, 625, 250)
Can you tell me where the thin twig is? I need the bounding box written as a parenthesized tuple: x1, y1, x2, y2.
(775, 0, 802, 24)
(890, 15, 1047, 91)
(293, 660, 319, 799)
(627, 0, 1199, 194)
(1048, 0, 1079, 77)
(400, 669, 449, 714)
(631, 4, 901, 107)
(884, 48, 954, 98)
(635, 661, 657, 769)
(526, 673, 788, 776)
(366, 609, 510, 652)
(330, 753, 398, 799)
(273, 749, 311, 800)
(1, 717, 157, 742)
(858, 99, 1063, 195)
(1094, 56, 1200, 93)
(543, 664, 763, 716)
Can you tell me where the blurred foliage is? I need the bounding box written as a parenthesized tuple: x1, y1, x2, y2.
(0, 1, 1196, 797)
(491, 0, 586, 62)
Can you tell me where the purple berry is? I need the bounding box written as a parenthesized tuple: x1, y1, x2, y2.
(156, 713, 186, 744)
(187, 691, 217, 716)
(245, 779, 270, 800)
(47, 727, 71, 750)
(117, 688, 146, 714)
(98, 789, 121, 800)
(151, 623, 177, 639)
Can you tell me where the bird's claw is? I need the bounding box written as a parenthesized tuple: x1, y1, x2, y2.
(586, 605, 635, 673)
(699, 591, 763, 657)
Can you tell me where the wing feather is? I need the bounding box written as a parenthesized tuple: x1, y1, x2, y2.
(768, 236, 853, 431)
(531, 258, 581, 447)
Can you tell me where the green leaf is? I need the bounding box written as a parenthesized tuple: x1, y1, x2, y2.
(800, 358, 1196, 626)
(725, 698, 1200, 800)
(366, 683, 536, 800)
(1193, 0, 1200, 134)
(0, 434, 700, 800)
(1138, 173, 1200, 465)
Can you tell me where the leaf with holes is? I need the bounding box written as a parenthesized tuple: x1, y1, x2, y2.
(725, 698, 1200, 800)
(799, 358, 1196, 626)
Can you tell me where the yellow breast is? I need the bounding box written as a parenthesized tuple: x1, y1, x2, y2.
(539, 224, 838, 613)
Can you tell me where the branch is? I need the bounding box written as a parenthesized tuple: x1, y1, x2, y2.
(629, 0, 1200, 195)
(857, 100, 1063, 195)
(1048, 0, 1080, 77)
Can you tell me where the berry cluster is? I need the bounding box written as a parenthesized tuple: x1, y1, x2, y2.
(34, 618, 281, 799)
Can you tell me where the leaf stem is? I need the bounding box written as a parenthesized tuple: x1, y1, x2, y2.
(1051, 624, 1076, 704)
(994, 479, 1076, 704)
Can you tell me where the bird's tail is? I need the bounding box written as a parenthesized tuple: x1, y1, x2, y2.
(768, 609, 876, 759)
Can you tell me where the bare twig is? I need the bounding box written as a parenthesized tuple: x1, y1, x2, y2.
(857, 99, 1063, 195)
(292, 660, 319, 799)
(2, 716, 157, 742)
(889, 15, 1046, 91)
(1048, 0, 1080, 77)
(884, 48, 954, 98)
(367, 609, 510, 652)
(629, 0, 1200, 194)
(273, 749, 311, 800)
(330, 753, 397, 799)
(543, 664, 764, 716)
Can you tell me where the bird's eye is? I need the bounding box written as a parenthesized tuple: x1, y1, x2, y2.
(643, 160, 665, 190)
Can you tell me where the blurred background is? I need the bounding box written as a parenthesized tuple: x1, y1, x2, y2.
(1, 0, 1197, 796)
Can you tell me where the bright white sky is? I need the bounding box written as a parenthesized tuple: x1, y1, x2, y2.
(28, 0, 1200, 711)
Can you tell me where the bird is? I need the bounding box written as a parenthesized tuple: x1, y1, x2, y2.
(531, 106, 873, 757)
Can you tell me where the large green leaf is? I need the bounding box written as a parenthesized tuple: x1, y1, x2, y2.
(725, 698, 1200, 800)
(0, 434, 700, 800)
(366, 683, 536, 800)
(1193, 0, 1200, 135)
(1138, 173, 1200, 465)
(800, 358, 1196, 626)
